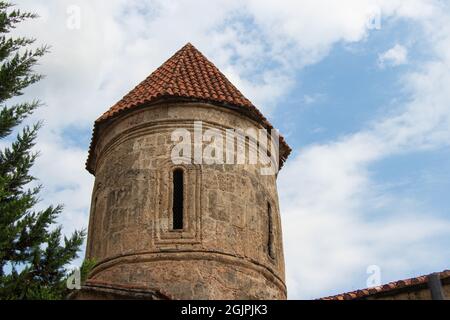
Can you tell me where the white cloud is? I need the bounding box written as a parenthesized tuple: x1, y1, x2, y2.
(8, 0, 450, 299)
(280, 3, 450, 299)
(302, 93, 327, 107)
(378, 44, 409, 68)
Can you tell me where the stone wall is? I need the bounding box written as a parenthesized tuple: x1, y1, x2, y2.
(85, 102, 287, 300)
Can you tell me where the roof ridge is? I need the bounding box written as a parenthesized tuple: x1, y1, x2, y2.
(164, 43, 190, 95)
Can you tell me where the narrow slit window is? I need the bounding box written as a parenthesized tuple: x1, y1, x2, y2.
(172, 169, 184, 230)
(267, 202, 275, 259)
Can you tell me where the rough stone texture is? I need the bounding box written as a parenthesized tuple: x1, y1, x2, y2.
(68, 281, 170, 300)
(82, 102, 287, 300)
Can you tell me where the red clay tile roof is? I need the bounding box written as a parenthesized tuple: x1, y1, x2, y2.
(320, 270, 450, 300)
(86, 43, 291, 174)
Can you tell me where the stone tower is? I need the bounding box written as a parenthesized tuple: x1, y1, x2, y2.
(77, 43, 291, 300)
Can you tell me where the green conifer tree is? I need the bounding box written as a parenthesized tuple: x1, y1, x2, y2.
(0, 1, 85, 300)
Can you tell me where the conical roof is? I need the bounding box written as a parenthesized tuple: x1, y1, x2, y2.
(99, 43, 255, 121)
(87, 43, 291, 174)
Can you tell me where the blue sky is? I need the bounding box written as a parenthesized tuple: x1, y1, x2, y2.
(277, 17, 450, 216)
(8, 0, 450, 299)
(276, 14, 450, 297)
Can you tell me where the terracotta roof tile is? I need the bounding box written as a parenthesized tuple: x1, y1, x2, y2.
(320, 270, 450, 300)
(97, 43, 256, 121)
(86, 43, 291, 174)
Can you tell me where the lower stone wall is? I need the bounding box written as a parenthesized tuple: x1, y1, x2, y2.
(68, 284, 168, 300)
(84, 102, 287, 300)
(87, 252, 287, 300)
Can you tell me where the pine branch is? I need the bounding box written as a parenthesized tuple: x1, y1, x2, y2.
(0, 2, 38, 34)
(0, 45, 49, 102)
(0, 122, 40, 194)
(0, 36, 36, 62)
(0, 101, 40, 139)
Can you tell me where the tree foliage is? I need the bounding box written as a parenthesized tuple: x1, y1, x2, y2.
(0, 1, 85, 300)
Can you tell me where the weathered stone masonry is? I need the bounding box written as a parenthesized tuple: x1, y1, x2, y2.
(74, 43, 292, 300)
(83, 103, 287, 300)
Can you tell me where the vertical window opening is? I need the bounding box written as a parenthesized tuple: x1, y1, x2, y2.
(172, 169, 184, 230)
(268, 202, 275, 259)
